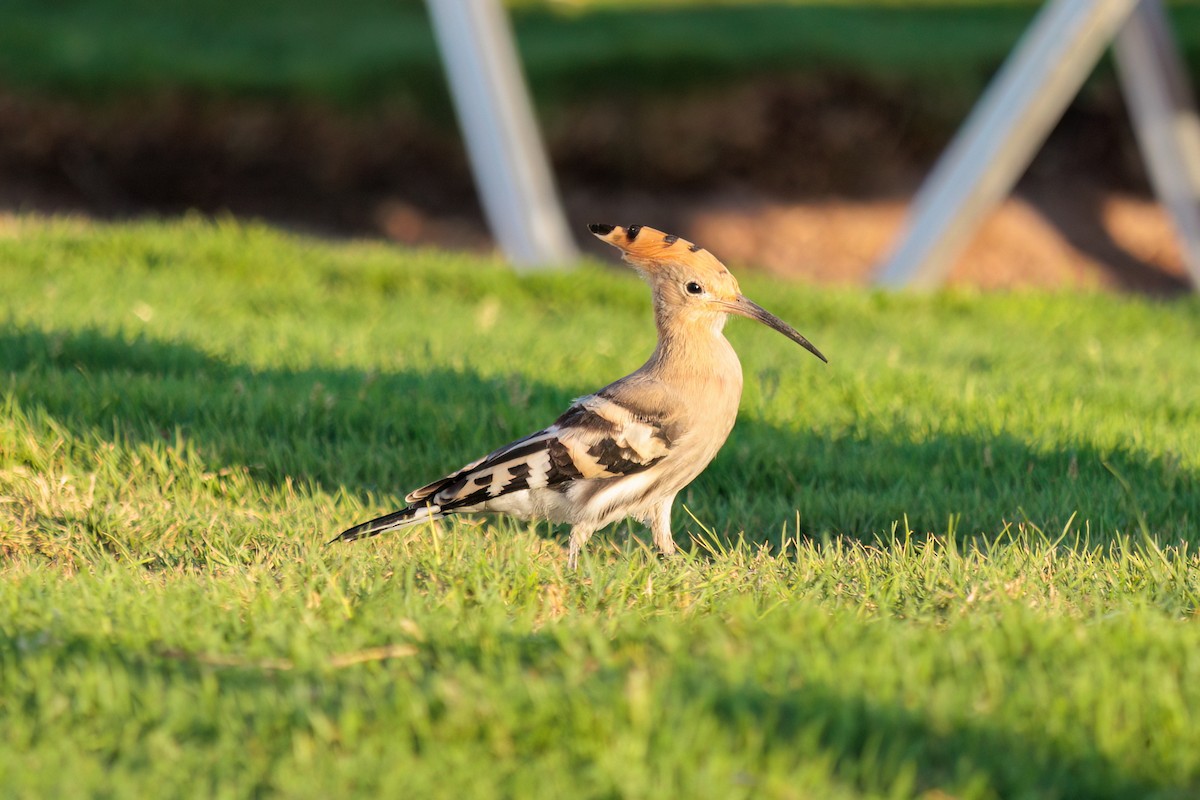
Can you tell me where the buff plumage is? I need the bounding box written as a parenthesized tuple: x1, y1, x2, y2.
(332, 223, 827, 567)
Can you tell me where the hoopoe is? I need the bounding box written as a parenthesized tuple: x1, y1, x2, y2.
(332, 223, 827, 567)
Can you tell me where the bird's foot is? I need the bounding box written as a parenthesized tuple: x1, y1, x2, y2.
(653, 533, 677, 558)
(567, 527, 594, 570)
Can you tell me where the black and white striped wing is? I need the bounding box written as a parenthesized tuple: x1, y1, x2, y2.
(552, 393, 675, 480)
(403, 428, 574, 511)
(408, 392, 675, 510)
(331, 391, 677, 543)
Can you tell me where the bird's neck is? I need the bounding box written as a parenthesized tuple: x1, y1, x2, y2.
(646, 311, 743, 387)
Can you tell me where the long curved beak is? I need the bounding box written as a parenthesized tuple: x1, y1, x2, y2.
(722, 296, 828, 363)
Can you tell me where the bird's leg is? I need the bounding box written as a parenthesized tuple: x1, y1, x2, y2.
(648, 496, 678, 557)
(567, 526, 596, 570)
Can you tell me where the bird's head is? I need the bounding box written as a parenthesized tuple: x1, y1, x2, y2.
(588, 223, 827, 363)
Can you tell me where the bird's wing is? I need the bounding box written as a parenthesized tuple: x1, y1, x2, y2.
(404, 389, 678, 512)
(403, 428, 565, 509)
(553, 391, 675, 479)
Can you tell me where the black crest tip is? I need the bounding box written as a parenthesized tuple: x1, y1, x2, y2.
(588, 223, 614, 235)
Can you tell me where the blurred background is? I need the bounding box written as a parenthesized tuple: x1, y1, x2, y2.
(3, 0, 1198, 291)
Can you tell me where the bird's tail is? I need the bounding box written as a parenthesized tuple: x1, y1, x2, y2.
(328, 503, 443, 544)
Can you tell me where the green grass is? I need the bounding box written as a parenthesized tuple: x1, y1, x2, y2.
(23, 0, 1200, 149)
(2, 216, 1200, 798)
(12, 0, 1200, 119)
(0, 0, 1060, 117)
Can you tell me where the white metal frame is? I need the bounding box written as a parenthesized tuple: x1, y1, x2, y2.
(425, 0, 577, 269)
(876, 0, 1200, 290)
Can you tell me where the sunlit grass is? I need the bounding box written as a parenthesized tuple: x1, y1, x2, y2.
(2, 216, 1199, 797)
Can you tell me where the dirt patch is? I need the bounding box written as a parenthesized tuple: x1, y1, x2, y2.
(0, 78, 1191, 292)
(678, 186, 1188, 292)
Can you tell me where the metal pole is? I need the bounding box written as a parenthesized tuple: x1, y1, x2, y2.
(875, 0, 1139, 288)
(1113, 0, 1200, 288)
(425, 0, 578, 269)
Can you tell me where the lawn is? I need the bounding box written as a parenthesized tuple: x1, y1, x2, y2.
(1, 217, 1199, 797)
(11, 0, 1200, 118)
(0, 0, 1111, 118)
(0, 1, 1028, 100)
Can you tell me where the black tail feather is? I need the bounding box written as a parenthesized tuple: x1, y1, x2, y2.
(329, 505, 435, 544)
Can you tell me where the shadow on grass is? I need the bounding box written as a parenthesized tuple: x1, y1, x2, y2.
(0, 624, 1184, 798)
(2, 325, 1196, 546)
(691, 669, 1178, 798)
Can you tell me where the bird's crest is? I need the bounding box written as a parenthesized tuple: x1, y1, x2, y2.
(589, 221, 828, 363)
(588, 223, 726, 276)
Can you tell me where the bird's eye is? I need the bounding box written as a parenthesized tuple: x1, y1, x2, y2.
(685, 282, 704, 295)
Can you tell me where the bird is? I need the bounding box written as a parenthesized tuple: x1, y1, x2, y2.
(332, 223, 827, 568)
